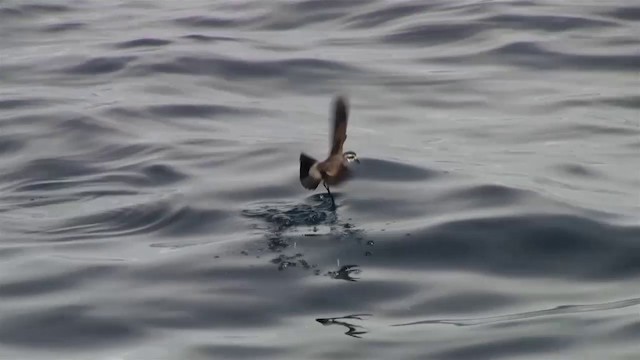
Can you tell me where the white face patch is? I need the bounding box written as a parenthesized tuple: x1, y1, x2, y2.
(343, 151, 358, 162)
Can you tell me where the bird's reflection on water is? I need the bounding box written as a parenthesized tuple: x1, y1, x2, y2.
(243, 194, 372, 337)
(316, 314, 372, 338)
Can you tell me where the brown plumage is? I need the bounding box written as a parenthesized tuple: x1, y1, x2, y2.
(299, 96, 359, 207)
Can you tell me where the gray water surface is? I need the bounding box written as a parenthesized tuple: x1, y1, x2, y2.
(1, 1, 639, 359)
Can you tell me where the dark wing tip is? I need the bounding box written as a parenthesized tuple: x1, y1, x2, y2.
(299, 153, 320, 190)
(333, 95, 349, 122)
(330, 95, 349, 155)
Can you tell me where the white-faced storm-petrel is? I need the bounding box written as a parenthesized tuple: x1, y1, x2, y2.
(299, 95, 359, 208)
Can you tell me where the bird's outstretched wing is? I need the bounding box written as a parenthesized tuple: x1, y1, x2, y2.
(329, 96, 349, 156)
(299, 153, 321, 190)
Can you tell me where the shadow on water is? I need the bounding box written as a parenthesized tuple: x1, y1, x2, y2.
(241, 193, 365, 277)
(316, 314, 373, 339)
(242, 194, 372, 337)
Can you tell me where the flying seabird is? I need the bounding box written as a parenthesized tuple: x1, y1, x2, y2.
(299, 95, 359, 208)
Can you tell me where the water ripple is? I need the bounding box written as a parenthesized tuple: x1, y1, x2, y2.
(114, 38, 172, 49)
(370, 214, 640, 280)
(1, 0, 638, 358)
(431, 41, 640, 72)
(46, 200, 228, 240)
(135, 56, 360, 79)
(63, 56, 137, 75)
(0, 305, 143, 349)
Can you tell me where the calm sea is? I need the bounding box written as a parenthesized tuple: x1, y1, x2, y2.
(1, 1, 639, 359)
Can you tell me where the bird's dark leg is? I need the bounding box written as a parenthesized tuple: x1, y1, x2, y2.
(323, 182, 335, 209)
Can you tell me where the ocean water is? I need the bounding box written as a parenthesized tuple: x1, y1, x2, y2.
(1, 0, 639, 359)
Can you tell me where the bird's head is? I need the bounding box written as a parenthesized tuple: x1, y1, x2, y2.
(343, 150, 360, 166)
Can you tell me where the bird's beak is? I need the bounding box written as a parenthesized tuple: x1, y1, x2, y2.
(355, 158, 360, 164)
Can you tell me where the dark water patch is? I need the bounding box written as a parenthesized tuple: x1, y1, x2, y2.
(354, 158, 439, 182)
(443, 0, 537, 14)
(104, 106, 144, 120)
(347, 3, 433, 29)
(0, 247, 23, 259)
(63, 56, 136, 75)
(557, 95, 640, 109)
(56, 115, 126, 138)
(610, 320, 640, 340)
(554, 164, 603, 178)
(486, 14, 616, 32)
(137, 56, 359, 81)
(0, 194, 84, 213)
(0, 136, 25, 155)
(140, 164, 187, 185)
(602, 6, 640, 21)
(0, 305, 143, 349)
(146, 103, 262, 118)
(371, 214, 640, 280)
(432, 41, 640, 72)
(2, 158, 99, 183)
(376, 75, 468, 89)
(598, 96, 640, 109)
(0, 3, 72, 18)
(290, 0, 370, 12)
(106, 104, 262, 124)
(194, 344, 286, 360)
(0, 98, 50, 110)
(256, 11, 345, 31)
(381, 23, 485, 46)
(44, 22, 85, 32)
(175, 15, 243, 28)
(0, 114, 52, 130)
(0, 7, 23, 18)
(626, 141, 640, 149)
(48, 201, 228, 239)
(114, 38, 172, 49)
(0, 265, 117, 298)
(181, 34, 239, 42)
(440, 184, 525, 207)
(406, 97, 487, 110)
(131, 298, 279, 329)
(74, 189, 143, 198)
(18, 4, 71, 13)
(0, 64, 31, 83)
(433, 336, 568, 360)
